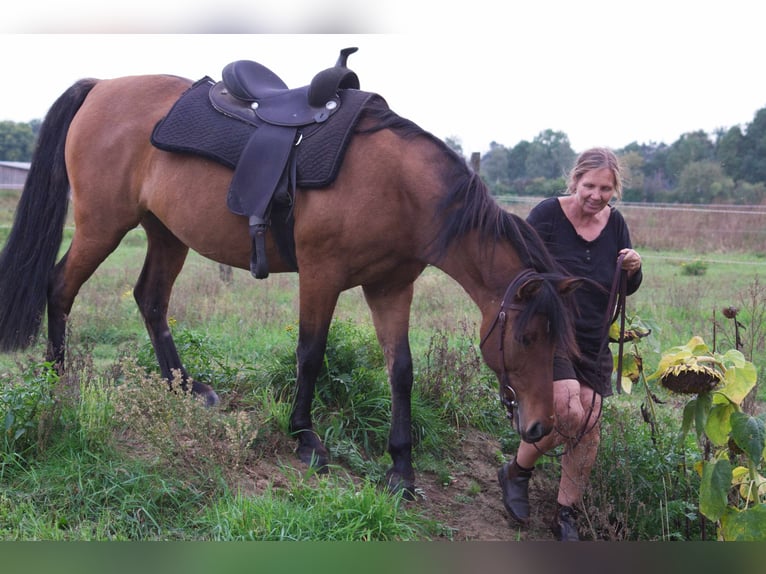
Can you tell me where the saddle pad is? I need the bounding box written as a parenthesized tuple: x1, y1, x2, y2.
(151, 76, 386, 188)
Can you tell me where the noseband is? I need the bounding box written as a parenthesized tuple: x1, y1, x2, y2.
(479, 268, 541, 424)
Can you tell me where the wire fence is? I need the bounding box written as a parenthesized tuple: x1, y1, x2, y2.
(499, 197, 766, 258)
(3, 193, 766, 265)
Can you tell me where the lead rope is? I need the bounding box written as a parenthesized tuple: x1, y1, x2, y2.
(602, 252, 628, 394)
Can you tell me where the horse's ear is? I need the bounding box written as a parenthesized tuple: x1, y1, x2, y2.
(516, 277, 543, 301)
(557, 277, 585, 297)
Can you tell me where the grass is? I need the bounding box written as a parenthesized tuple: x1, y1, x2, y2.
(2, 189, 766, 540)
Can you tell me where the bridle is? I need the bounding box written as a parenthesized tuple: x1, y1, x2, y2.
(478, 257, 629, 449)
(479, 268, 541, 426)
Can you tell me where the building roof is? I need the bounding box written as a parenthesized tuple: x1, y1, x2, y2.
(0, 161, 31, 170)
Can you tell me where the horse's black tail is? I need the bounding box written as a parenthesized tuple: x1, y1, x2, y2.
(0, 78, 98, 351)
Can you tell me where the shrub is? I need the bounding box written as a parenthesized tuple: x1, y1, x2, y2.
(681, 260, 708, 276)
(0, 361, 59, 456)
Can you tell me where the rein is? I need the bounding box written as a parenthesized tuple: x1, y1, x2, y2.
(479, 268, 540, 423)
(602, 252, 628, 394)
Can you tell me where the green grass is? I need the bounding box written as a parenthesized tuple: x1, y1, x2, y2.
(627, 248, 766, 399)
(2, 211, 766, 540)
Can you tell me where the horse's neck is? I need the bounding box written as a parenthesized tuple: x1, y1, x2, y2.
(433, 236, 523, 315)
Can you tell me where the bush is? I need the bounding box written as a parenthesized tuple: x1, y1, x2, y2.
(681, 260, 708, 276)
(0, 361, 59, 456)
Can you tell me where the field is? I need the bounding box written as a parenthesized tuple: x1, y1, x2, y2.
(1, 188, 765, 541)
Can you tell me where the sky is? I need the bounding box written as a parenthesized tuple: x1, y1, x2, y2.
(1, 1, 765, 155)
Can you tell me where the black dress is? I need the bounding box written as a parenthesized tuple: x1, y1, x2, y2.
(527, 197, 643, 397)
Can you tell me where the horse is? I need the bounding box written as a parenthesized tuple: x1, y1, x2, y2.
(0, 62, 579, 495)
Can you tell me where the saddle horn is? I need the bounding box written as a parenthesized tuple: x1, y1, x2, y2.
(308, 47, 360, 107)
(336, 47, 358, 67)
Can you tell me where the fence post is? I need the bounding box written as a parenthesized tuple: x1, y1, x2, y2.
(470, 152, 480, 172)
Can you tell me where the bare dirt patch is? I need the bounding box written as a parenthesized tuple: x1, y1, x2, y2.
(239, 428, 561, 542)
(401, 429, 559, 541)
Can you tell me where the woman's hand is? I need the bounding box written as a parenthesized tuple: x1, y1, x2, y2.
(619, 248, 642, 274)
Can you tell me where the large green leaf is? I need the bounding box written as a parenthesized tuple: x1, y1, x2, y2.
(731, 412, 766, 464)
(681, 398, 696, 443)
(695, 392, 712, 442)
(719, 348, 750, 369)
(700, 458, 732, 521)
(705, 402, 734, 446)
(714, 365, 757, 406)
(719, 505, 766, 541)
(614, 353, 639, 395)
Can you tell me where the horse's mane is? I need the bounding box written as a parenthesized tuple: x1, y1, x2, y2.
(357, 101, 578, 356)
(356, 101, 563, 275)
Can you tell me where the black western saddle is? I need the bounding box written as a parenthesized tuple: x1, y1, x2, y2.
(214, 47, 360, 279)
(152, 47, 364, 279)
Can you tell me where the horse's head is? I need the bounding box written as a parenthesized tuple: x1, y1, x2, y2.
(480, 269, 581, 443)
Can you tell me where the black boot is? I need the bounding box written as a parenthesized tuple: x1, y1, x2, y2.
(550, 504, 580, 541)
(497, 457, 533, 525)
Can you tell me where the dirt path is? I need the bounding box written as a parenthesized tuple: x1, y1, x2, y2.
(243, 428, 560, 541)
(405, 429, 559, 541)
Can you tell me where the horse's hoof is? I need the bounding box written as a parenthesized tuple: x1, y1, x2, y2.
(398, 486, 417, 501)
(191, 380, 220, 407)
(385, 470, 416, 500)
(203, 390, 220, 407)
(296, 445, 329, 474)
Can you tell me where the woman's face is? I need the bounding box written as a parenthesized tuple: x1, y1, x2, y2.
(572, 167, 616, 216)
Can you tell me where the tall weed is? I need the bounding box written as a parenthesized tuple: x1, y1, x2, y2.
(112, 358, 260, 483)
(0, 360, 59, 457)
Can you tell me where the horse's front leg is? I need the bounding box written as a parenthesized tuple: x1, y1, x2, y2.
(363, 281, 416, 498)
(290, 283, 340, 471)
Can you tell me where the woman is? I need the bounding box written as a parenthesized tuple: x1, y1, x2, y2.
(497, 147, 643, 541)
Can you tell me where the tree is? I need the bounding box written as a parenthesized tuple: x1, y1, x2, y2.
(716, 125, 745, 181)
(618, 151, 645, 202)
(444, 135, 465, 158)
(740, 108, 766, 184)
(620, 141, 672, 201)
(480, 141, 511, 192)
(507, 140, 531, 181)
(664, 130, 715, 185)
(0, 121, 35, 161)
(675, 160, 734, 204)
(524, 129, 575, 180)
(732, 180, 766, 205)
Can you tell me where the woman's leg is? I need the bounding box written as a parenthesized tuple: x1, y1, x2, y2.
(499, 378, 588, 524)
(516, 378, 584, 467)
(549, 383, 602, 541)
(557, 384, 602, 507)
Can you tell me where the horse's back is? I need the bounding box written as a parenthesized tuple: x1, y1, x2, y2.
(64, 74, 290, 271)
(67, 75, 192, 189)
(67, 75, 191, 167)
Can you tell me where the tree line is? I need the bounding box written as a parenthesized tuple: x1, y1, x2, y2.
(0, 119, 40, 162)
(3, 106, 766, 204)
(446, 105, 766, 205)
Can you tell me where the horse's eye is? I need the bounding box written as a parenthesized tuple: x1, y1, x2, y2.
(520, 334, 533, 347)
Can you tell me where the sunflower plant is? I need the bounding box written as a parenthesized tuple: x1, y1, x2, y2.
(646, 335, 765, 540)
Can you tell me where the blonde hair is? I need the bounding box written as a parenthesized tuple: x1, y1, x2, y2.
(566, 147, 623, 200)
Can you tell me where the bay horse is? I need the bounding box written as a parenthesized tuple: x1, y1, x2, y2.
(0, 64, 578, 494)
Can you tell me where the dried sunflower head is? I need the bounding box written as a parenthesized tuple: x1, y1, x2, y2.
(659, 363, 723, 395)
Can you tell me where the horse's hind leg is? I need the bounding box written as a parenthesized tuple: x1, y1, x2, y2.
(362, 281, 416, 497)
(47, 231, 127, 369)
(133, 213, 219, 406)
